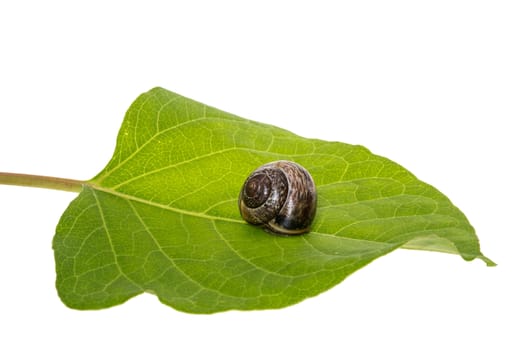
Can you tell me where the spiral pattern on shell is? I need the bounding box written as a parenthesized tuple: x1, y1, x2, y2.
(238, 160, 317, 235)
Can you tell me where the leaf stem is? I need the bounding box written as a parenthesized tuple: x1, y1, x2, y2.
(0, 172, 85, 193)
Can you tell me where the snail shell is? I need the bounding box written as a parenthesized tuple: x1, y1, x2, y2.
(238, 160, 317, 235)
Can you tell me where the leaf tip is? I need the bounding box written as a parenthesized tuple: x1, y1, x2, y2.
(479, 255, 497, 267)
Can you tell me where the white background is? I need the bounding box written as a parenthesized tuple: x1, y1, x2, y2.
(0, 1, 527, 349)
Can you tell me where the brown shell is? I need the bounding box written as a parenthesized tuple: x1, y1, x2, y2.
(238, 160, 317, 235)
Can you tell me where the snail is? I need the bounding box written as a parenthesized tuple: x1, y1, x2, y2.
(238, 160, 317, 235)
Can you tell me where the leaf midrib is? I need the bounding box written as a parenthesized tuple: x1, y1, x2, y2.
(88, 183, 244, 224)
(86, 183, 453, 246)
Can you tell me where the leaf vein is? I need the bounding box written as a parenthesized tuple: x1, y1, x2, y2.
(89, 188, 143, 291)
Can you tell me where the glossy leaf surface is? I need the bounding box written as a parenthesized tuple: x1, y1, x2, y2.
(53, 88, 493, 313)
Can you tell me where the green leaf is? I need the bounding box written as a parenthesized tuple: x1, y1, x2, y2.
(53, 87, 494, 314)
